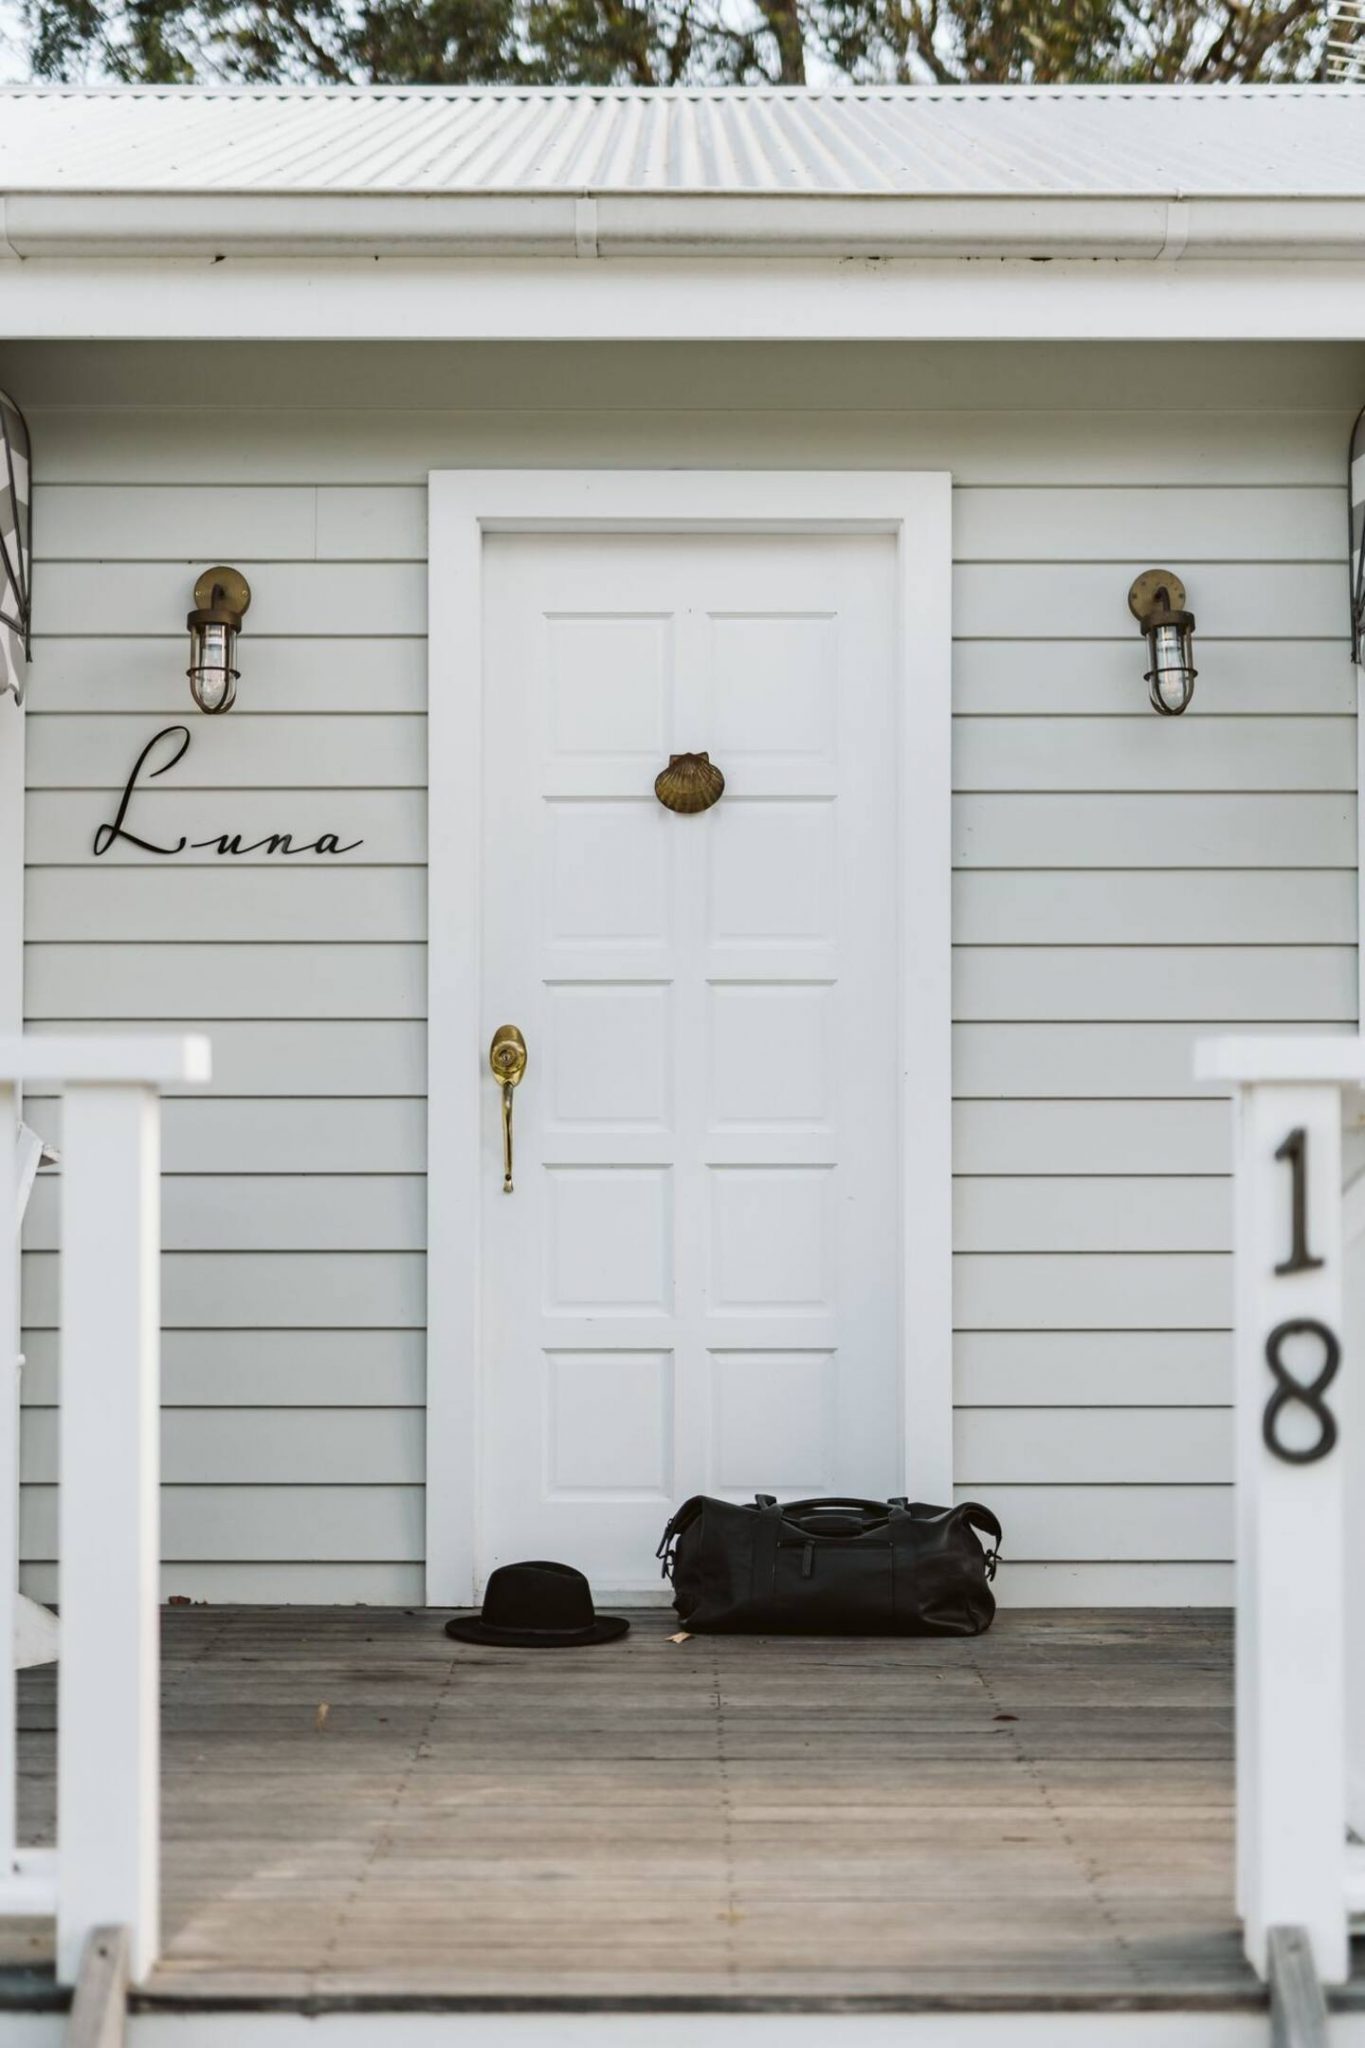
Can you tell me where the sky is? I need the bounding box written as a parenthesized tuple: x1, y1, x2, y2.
(0, 1, 31, 80)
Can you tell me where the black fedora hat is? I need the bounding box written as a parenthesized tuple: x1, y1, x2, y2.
(444, 1560, 630, 1648)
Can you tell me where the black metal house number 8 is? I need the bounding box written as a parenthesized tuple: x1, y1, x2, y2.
(1263, 1127, 1339, 1466)
(1263, 1319, 1339, 1465)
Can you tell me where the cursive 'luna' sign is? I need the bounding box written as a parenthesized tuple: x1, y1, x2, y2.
(93, 726, 364, 859)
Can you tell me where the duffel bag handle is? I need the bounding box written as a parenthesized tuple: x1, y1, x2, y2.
(902, 1498, 1002, 1545)
(756, 1494, 907, 1519)
(898, 1499, 1003, 1578)
(956, 1500, 1002, 1545)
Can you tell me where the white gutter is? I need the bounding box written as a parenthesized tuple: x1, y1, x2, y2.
(1, 191, 1363, 261)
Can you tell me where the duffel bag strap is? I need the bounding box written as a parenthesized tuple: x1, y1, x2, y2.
(656, 1494, 706, 1581)
(957, 1500, 1003, 1579)
(751, 1494, 783, 1601)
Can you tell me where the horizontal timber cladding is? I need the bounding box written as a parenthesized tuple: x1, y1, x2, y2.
(24, 944, 426, 1017)
(4, 337, 1358, 1606)
(21, 1096, 425, 1172)
(25, 711, 426, 786)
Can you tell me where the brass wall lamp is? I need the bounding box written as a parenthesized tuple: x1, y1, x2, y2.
(187, 566, 251, 713)
(0, 387, 32, 705)
(1128, 569, 1197, 716)
(1349, 401, 1364, 667)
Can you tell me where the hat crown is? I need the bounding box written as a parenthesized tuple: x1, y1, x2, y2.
(481, 1560, 597, 1635)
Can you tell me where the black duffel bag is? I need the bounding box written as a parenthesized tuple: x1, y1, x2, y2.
(657, 1493, 1001, 1637)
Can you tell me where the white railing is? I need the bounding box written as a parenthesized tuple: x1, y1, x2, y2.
(12, 1118, 60, 1672)
(0, 1034, 210, 1984)
(1195, 1035, 1365, 1991)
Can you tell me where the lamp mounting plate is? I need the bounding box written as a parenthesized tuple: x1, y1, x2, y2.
(1128, 568, 1186, 621)
(193, 566, 252, 616)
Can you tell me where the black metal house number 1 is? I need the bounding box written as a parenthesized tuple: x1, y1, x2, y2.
(1263, 1125, 1339, 1466)
(1273, 1126, 1324, 1276)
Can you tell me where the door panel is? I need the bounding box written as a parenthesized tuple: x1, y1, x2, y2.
(480, 532, 900, 1590)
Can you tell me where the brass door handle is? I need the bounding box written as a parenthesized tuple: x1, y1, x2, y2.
(489, 1026, 528, 1193)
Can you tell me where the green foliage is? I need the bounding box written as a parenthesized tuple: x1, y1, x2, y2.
(820, 0, 1329, 85)
(24, 0, 1336, 86)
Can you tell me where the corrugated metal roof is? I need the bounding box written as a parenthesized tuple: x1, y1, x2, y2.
(0, 83, 1363, 197)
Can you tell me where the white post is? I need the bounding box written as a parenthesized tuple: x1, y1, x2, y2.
(0, 686, 23, 1885)
(1199, 1039, 1361, 1988)
(0, 1036, 210, 1983)
(1344, 1150, 1365, 1844)
(1350, 463, 1365, 1856)
(0, 1077, 17, 1884)
(57, 1080, 163, 1984)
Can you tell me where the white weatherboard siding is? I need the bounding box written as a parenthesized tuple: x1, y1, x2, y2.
(2, 336, 1358, 1605)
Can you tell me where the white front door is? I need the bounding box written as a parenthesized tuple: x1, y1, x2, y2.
(479, 530, 902, 1593)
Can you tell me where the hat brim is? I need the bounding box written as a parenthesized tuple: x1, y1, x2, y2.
(444, 1613, 630, 1649)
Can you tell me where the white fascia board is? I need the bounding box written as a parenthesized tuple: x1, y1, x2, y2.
(2, 253, 1365, 341)
(3, 191, 1365, 262)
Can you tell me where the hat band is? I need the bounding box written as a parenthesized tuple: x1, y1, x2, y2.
(477, 1618, 601, 1638)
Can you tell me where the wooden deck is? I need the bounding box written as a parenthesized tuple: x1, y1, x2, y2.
(0, 1605, 1290, 2012)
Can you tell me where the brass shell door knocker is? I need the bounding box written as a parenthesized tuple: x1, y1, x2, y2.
(654, 752, 725, 815)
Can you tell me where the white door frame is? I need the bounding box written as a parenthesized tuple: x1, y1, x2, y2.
(425, 471, 953, 1605)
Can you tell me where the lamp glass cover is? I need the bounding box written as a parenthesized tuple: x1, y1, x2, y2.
(189, 620, 236, 713)
(1146, 621, 1194, 715)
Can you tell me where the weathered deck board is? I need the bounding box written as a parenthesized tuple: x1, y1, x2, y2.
(6, 1606, 1271, 2009)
